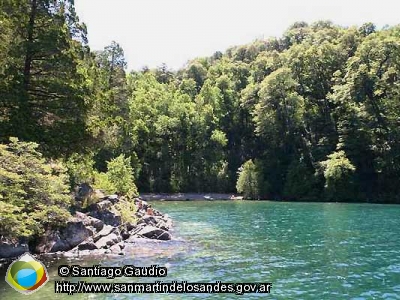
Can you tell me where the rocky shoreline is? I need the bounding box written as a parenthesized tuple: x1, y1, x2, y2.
(0, 194, 173, 261)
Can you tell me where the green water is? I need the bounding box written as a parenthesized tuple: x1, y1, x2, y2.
(2, 201, 400, 299)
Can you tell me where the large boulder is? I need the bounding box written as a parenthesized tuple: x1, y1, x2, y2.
(77, 239, 98, 251)
(93, 226, 122, 249)
(0, 241, 29, 259)
(36, 220, 92, 253)
(88, 200, 122, 227)
(74, 212, 104, 232)
(155, 215, 173, 231)
(93, 225, 115, 242)
(95, 232, 122, 249)
(137, 225, 171, 241)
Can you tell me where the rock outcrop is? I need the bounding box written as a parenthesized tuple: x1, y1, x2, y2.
(35, 219, 93, 253)
(34, 194, 173, 258)
(87, 200, 122, 227)
(0, 241, 29, 259)
(0, 191, 173, 260)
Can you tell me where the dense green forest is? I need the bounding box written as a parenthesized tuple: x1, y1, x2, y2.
(1, 0, 400, 205)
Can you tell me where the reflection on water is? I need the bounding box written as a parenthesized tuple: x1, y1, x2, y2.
(1, 201, 400, 299)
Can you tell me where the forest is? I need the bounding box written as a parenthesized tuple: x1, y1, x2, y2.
(1, 0, 400, 211)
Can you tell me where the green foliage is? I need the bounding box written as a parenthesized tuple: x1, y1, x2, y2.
(236, 160, 264, 199)
(210, 130, 228, 147)
(283, 158, 319, 200)
(93, 155, 138, 198)
(114, 199, 138, 224)
(321, 151, 356, 201)
(0, 0, 89, 156)
(106, 155, 138, 198)
(255, 68, 305, 140)
(65, 153, 95, 187)
(1, 8, 399, 204)
(0, 138, 71, 239)
(93, 172, 116, 195)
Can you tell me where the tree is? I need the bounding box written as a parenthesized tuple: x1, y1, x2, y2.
(254, 68, 305, 156)
(93, 154, 138, 198)
(0, 138, 71, 239)
(330, 26, 400, 200)
(236, 160, 264, 199)
(321, 151, 356, 201)
(0, 0, 89, 156)
(87, 41, 130, 159)
(283, 157, 320, 200)
(106, 154, 138, 198)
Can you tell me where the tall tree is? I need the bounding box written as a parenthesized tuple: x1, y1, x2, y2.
(0, 0, 89, 156)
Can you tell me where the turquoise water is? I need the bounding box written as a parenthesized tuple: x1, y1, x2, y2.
(2, 201, 400, 299)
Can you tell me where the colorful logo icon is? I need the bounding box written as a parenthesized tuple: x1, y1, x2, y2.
(5, 252, 49, 294)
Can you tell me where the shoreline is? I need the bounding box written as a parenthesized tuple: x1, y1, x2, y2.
(140, 193, 237, 201)
(140, 193, 399, 204)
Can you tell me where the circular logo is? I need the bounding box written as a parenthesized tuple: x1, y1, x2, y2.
(5, 252, 49, 294)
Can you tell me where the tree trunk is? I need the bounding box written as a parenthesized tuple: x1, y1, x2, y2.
(23, 0, 37, 93)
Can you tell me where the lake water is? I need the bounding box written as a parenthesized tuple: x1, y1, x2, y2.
(1, 201, 400, 299)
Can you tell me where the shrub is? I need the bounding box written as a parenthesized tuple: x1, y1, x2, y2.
(0, 138, 71, 239)
(236, 160, 264, 199)
(107, 154, 138, 198)
(114, 199, 137, 224)
(93, 155, 138, 198)
(65, 152, 95, 187)
(93, 172, 116, 195)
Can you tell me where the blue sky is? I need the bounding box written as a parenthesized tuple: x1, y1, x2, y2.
(75, 0, 400, 71)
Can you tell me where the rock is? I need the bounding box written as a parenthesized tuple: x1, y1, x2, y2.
(78, 239, 98, 251)
(88, 200, 122, 227)
(34, 194, 173, 256)
(75, 183, 93, 201)
(135, 211, 145, 218)
(106, 194, 119, 204)
(117, 242, 125, 249)
(128, 223, 146, 235)
(93, 225, 115, 242)
(126, 222, 136, 231)
(95, 200, 112, 210)
(93, 189, 106, 200)
(109, 244, 122, 254)
(137, 215, 157, 226)
(137, 225, 171, 241)
(58, 221, 93, 250)
(153, 216, 172, 231)
(164, 217, 173, 229)
(74, 212, 104, 232)
(119, 221, 136, 240)
(153, 209, 164, 217)
(36, 220, 92, 253)
(0, 241, 29, 259)
(156, 220, 169, 231)
(136, 215, 172, 231)
(95, 232, 122, 249)
(120, 228, 130, 240)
